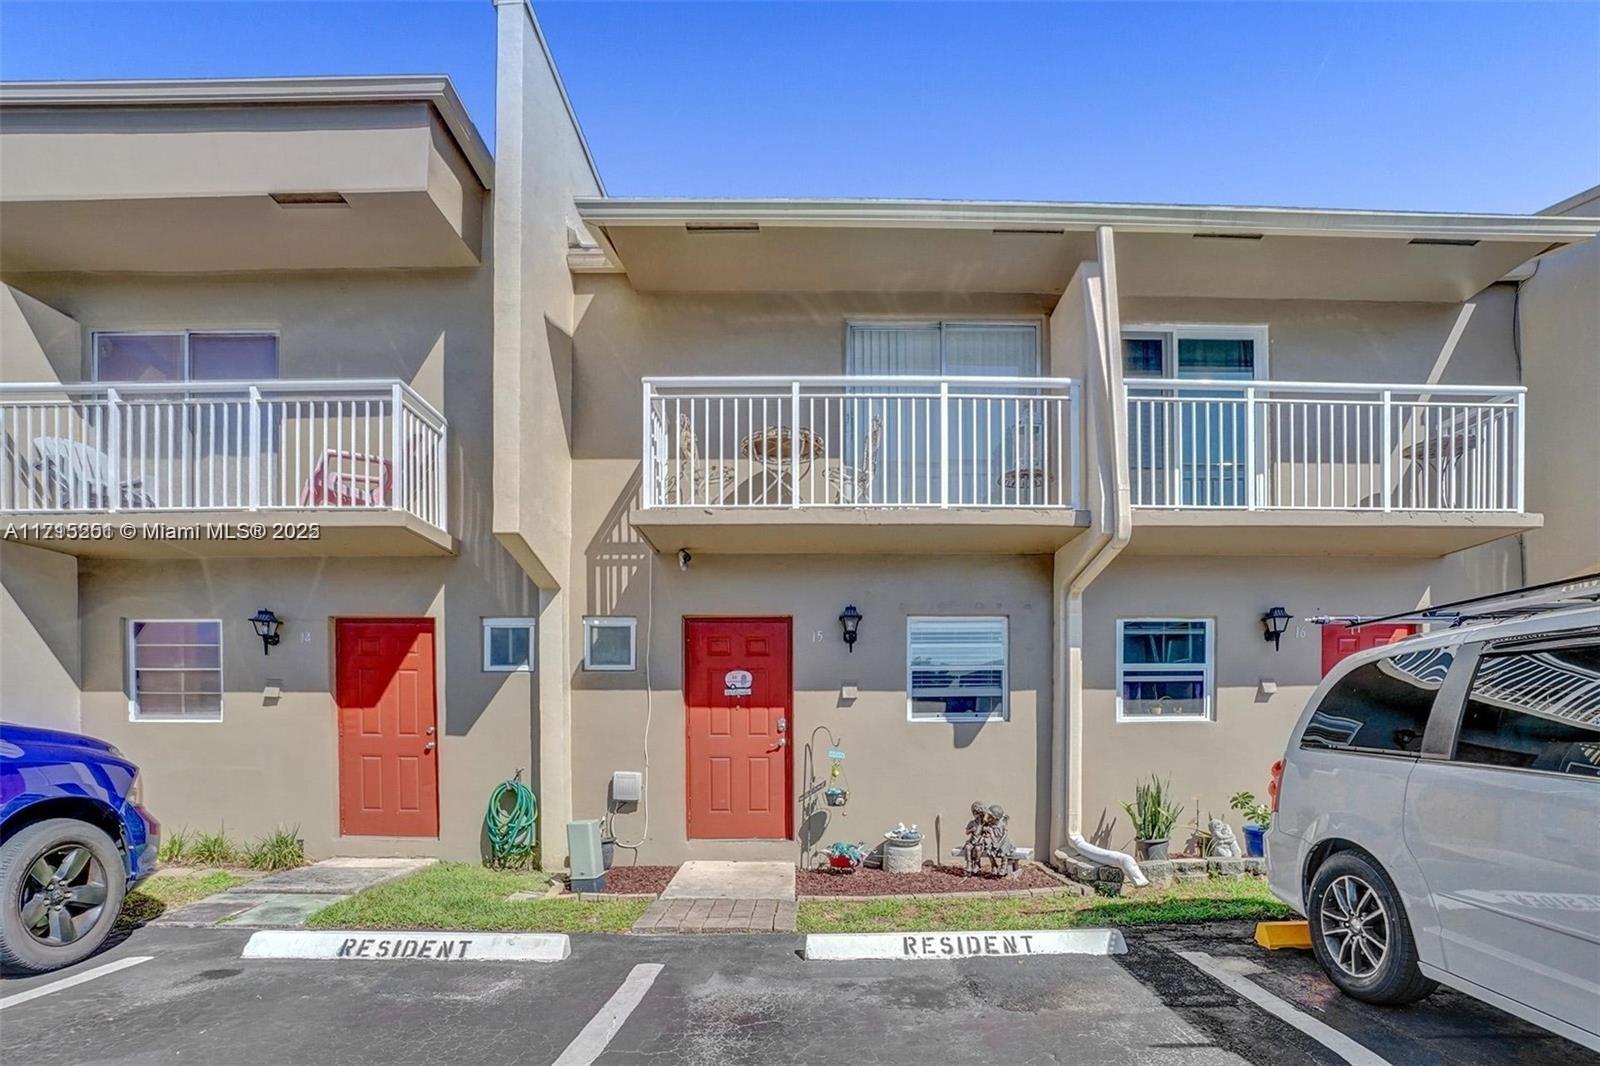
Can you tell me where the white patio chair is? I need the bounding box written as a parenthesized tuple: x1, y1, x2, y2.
(659, 414, 734, 505)
(826, 415, 883, 504)
(31, 436, 153, 509)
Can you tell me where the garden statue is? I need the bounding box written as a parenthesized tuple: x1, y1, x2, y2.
(962, 801, 1018, 877)
(1208, 818, 1240, 859)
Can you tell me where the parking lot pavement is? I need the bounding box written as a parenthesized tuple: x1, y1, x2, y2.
(1, 921, 1594, 1065)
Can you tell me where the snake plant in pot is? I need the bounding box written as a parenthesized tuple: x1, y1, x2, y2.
(1122, 776, 1185, 861)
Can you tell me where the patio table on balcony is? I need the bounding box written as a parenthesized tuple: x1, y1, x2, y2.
(740, 426, 825, 502)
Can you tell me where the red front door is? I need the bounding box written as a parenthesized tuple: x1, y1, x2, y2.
(1321, 623, 1419, 676)
(684, 618, 792, 840)
(336, 619, 439, 837)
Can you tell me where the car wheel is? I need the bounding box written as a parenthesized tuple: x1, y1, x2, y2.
(0, 818, 127, 974)
(1307, 850, 1436, 1005)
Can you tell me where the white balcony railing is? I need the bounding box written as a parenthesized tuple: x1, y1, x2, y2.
(643, 376, 1080, 510)
(0, 380, 447, 528)
(1125, 380, 1525, 512)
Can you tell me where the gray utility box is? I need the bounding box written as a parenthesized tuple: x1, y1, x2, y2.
(567, 819, 607, 893)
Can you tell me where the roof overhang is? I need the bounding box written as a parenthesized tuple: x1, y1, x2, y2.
(0, 77, 493, 273)
(576, 197, 1600, 301)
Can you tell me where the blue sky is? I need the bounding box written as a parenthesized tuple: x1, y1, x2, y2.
(2, 1, 1595, 213)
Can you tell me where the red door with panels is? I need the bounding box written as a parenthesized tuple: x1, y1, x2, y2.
(684, 618, 792, 840)
(336, 619, 440, 837)
(1321, 623, 1419, 676)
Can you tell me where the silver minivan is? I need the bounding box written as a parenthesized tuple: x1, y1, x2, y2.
(1266, 604, 1599, 1052)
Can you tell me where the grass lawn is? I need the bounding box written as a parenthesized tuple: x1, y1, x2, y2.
(305, 863, 650, 933)
(119, 870, 250, 927)
(797, 876, 1294, 934)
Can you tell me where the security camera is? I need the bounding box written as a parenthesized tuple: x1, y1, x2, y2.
(677, 548, 692, 570)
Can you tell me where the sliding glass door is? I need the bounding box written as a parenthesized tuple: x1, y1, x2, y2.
(846, 322, 1039, 504)
(1123, 326, 1263, 507)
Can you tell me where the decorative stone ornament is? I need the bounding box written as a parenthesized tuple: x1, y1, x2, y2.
(1208, 819, 1241, 859)
(962, 800, 1020, 877)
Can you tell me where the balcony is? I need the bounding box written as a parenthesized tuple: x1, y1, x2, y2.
(1123, 379, 1539, 556)
(0, 380, 450, 557)
(633, 375, 1087, 555)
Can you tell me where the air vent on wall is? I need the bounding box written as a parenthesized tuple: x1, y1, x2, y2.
(269, 191, 349, 207)
(1408, 237, 1480, 247)
(1192, 231, 1264, 241)
(685, 222, 760, 234)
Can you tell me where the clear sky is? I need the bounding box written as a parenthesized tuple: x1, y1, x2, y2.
(2, 1, 1596, 213)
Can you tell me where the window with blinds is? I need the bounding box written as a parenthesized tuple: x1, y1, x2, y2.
(906, 616, 1009, 722)
(128, 619, 224, 721)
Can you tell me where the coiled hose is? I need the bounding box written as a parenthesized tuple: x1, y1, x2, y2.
(485, 771, 538, 868)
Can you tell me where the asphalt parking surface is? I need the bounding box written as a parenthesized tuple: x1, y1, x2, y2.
(1, 921, 1593, 1065)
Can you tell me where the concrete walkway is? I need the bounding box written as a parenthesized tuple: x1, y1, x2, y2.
(634, 861, 797, 933)
(154, 858, 434, 929)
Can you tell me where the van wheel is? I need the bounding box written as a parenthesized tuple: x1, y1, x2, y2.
(1307, 851, 1436, 1005)
(0, 818, 127, 974)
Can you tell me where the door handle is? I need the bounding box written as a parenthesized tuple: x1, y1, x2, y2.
(769, 738, 788, 751)
(424, 741, 436, 753)
(426, 726, 436, 736)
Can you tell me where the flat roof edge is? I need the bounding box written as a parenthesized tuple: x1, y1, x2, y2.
(0, 76, 494, 190)
(575, 197, 1600, 242)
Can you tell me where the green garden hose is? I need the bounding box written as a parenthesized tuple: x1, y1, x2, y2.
(485, 772, 538, 867)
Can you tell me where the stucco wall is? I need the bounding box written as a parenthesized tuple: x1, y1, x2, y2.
(1077, 550, 1518, 852)
(568, 552, 1054, 865)
(1118, 288, 1520, 386)
(0, 266, 545, 860)
(1519, 238, 1600, 583)
(0, 541, 81, 732)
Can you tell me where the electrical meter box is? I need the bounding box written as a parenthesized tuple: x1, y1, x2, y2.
(567, 819, 606, 892)
(611, 771, 643, 803)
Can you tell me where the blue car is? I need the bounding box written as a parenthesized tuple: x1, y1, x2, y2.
(0, 724, 159, 973)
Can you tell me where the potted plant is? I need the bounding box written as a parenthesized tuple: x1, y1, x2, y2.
(1229, 791, 1271, 857)
(1122, 776, 1184, 861)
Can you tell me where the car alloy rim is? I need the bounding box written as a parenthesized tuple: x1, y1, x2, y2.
(18, 844, 109, 947)
(1319, 874, 1390, 979)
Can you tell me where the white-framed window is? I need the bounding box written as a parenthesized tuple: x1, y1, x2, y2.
(1121, 324, 1267, 381)
(482, 617, 536, 673)
(93, 331, 280, 383)
(906, 616, 1008, 722)
(1116, 619, 1214, 723)
(127, 619, 223, 722)
(583, 617, 637, 671)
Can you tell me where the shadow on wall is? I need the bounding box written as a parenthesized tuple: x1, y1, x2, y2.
(587, 468, 650, 622)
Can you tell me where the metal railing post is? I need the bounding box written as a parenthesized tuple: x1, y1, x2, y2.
(1069, 383, 1081, 510)
(390, 383, 405, 512)
(939, 380, 950, 509)
(105, 388, 121, 513)
(1514, 391, 1526, 513)
(1381, 389, 1393, 512)
(790, 379, 801, 508)
(1244, 385, 1257, 510)
(436, 420, 449, 530)
(641, 383, 654, 509)
(247, 386, 261, 511)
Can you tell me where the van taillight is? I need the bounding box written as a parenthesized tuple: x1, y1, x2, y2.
(1269, 759, 1284, 813)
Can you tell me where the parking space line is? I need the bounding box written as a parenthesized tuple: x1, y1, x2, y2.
(1175, 950, 1392, 1066)
(0, 956, 153, 1012)
(552, 962, 664, 1066)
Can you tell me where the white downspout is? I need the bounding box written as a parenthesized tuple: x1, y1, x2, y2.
(1052, 226, 1144, 886)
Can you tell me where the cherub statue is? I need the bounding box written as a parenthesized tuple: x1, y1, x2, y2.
(1208, 818, 1240, 859)
(963, 800, 990, 876)
(986, 804, 1014, 876)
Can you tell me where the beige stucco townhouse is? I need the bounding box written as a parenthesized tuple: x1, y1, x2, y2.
(3, 1, 1596, 869)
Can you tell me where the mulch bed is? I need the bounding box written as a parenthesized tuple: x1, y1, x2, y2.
(797, 862, 1065, 897)
(600, 864, 678, 895)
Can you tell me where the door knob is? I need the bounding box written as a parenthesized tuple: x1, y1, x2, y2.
(426, 725, 436, 736)
(424, 741, 436, 753)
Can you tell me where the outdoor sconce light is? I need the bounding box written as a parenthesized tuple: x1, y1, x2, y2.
(250, 608, 283, 656)
(838, 604, 862, 653)
(1261, 606, 1292, 651)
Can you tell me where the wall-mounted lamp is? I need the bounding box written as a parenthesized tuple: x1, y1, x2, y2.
(838, 604, 862, 653)
(250, 608, 283, 655)
(1261, 606, 1292, 651)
